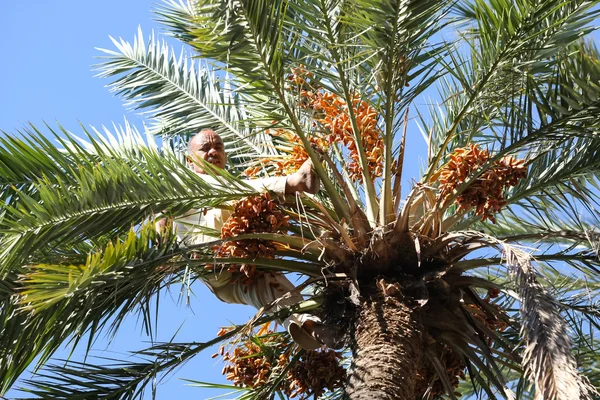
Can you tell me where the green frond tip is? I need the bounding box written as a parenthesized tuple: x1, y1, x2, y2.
(18, 222, 176, 313)
(0, 125, 256, 275)
(95, 26, 272, 161)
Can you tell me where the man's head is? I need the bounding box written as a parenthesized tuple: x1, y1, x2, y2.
(187, 129, 227, 173)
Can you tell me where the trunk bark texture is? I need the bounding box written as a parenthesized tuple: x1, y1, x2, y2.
(345, 286, 424, 400)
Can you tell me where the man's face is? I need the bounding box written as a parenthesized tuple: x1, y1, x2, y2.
(188, 130, 227, 173)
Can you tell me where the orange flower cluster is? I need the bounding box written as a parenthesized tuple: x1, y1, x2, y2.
(437, 144, 527, 223)
(285, 348, 347, 399)
(217, 327, 346, 397)
(285, 66, 384, 183)
(214, 193, 289, 282)
(275, 130, 327, 176)
(243, 129, 328, 178)
(277, 136, 311, 176)
(218, 330, 288, 388)
(247, 66, 385, 182)
(311, 92, 384, 183)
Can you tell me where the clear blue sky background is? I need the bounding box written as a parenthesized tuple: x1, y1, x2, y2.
(0, 2, 269, 399)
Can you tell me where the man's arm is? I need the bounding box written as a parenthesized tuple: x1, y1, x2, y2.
(242, 158, 320, 197)
(284, 158, 320, 194)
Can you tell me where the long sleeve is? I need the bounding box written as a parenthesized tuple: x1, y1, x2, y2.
(243, 176, 287, 198)
(189, 173, 287, 197)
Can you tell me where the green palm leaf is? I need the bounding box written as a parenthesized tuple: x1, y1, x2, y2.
(18, 324, 271, 399)
(95, 27, 272, 162)
(0, 126, 255, 275)
(425, 0, 600, 182)
(344, 0, 451, 222)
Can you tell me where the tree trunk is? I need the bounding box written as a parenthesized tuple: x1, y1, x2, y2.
(345, 285, 424, 400)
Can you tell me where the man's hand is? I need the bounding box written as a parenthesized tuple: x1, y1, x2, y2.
(285, 157, 321, 194)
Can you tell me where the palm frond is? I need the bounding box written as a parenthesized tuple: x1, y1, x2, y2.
(95, 27, 272, 162)
(0, 125, 254, 275)
(481, 238, 595, 399)
(0, 124, 87, 212)
(18, 298, 331, 400)
(0, 220, 187, 393)
(343, 0, 451, 223)
(303, 0, 383, 221)
(18, 322, 270, 399)
(182, 0, 287, 107)
(154, 0, 199, 45)
(4, 1, 600, 398)
(424, 1, 600, 183)
(432, 40, 600, 233)
(2, 212, 326, 395)
(0, 123, 330, 393)
(419, 225, 600, 399)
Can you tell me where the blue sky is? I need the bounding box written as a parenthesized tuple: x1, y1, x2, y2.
(0, 2, 263, 399)
(0, 2, 150, 132)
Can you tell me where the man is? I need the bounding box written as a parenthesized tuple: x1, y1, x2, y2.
(166, 128, 325, 349)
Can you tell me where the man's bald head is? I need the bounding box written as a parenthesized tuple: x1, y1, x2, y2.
(187, 129, 227, 173)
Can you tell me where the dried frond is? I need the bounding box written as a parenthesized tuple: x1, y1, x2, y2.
(503, 245, 596, 400)
(469, 233, 597, 400)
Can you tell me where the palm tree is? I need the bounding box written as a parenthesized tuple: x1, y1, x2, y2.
(1, 0, 600, 398)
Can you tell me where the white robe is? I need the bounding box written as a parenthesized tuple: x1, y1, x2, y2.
(173, 173, 321, 349)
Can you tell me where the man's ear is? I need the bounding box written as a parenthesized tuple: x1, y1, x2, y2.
(186, 155, 198, 170)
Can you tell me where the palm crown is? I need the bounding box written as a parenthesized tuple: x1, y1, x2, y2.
(1, 0, 600, 399)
